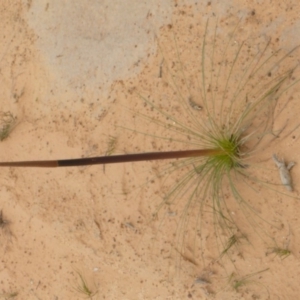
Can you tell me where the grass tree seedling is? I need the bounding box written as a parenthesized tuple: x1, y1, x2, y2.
(0, 18, 300, 268)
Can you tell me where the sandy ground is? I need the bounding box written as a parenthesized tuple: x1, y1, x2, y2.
(1, 1, 300, 299)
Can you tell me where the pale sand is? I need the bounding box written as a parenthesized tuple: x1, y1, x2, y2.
(0, 1, 300, 299)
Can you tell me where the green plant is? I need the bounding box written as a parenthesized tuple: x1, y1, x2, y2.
(73, 270, 97, 299)
(105, 135, 117, 156)
(0, 111, 16, 141)
(229, 268, 269, 292)
(266, 246, 291, 259)
(122, 18, 300, 261)
(0, 18, 298, 266)
(103, 135, 118, 173)
(266, 233, 292, 259)
(220, 233, 247, 259)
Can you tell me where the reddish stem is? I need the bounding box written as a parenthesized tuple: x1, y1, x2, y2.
(0, 148, 223, 168)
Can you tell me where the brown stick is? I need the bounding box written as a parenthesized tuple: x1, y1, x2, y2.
(0, 148, 222, 168)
